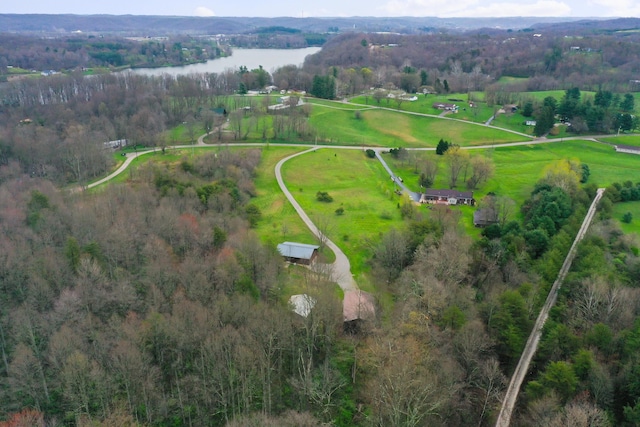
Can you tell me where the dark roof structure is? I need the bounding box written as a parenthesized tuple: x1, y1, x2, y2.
(424, 189, 474, 199)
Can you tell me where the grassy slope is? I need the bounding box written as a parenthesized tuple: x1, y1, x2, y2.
(280, 148, 407, 289)
(387, 139, 640, 231)
(613, 201, 640, 237)
(309, 107, 525, 147)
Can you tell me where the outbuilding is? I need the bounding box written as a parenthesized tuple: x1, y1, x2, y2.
(277, 242, 320, 265)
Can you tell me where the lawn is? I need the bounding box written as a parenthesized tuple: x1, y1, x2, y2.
(385, 139, 640, 230)
(251, 146, 324, 254)
(278, 148, 408, 288)
(349, 92, 497, 124)
(613, 201, 640, 237)
(309, 108, 526, 147)
(305, 98, 373, 111)
(597, 134, 640, 147)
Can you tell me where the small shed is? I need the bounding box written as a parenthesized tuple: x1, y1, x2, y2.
(343, 290, 376, 333)
(277, 242, 320, 265)
(474, 208, 498, 227)
(289, 294, 316, 317)
(343, 290, 376, 323)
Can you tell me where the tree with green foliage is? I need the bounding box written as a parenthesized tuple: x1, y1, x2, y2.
(533, 105, 555, 137)
(616, 113, 634, 132)
(623, 211, 633, 224)
(621, 93, 635, 112)
(316, 191, 333, 202)
(522, 101, 534, 117)
(311, 75, 336, 100)
(365, 149, 376, 158)
(541, 361, 578, 402)
(420, 70, 428, 86)
(245, 204, 262, 227)
(436, 139, 450, 155)
(524, 229, 549, 258)
(491, 289, 532, 365)
(580, 164, 590, 183)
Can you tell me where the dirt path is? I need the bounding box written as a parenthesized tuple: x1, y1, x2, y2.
(495, 188, 606, 427)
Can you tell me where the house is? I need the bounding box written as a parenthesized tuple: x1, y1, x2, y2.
(103, 139, 128, 150)
(289, 294, 316, 317)
(277, 242, 320, 265)
(525, 120, 537, 126)
(615, 144, 640, 155)
(420, 189, 475, 206)
(343, 290, 376, 329)
(473, 208, 499, 227)
(432, 102, 458, 112)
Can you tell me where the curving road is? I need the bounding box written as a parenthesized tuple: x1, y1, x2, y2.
(84, 132, 615, 297)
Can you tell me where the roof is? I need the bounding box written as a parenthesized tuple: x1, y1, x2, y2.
(424, 188, 474, 199)
(289, 294, 316, 317)
(474, 208, 498, 225)
(277, 242, 319, 260)
(343, 290, 376, 322)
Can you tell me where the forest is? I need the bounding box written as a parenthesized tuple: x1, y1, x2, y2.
(0, 19, 640, 427)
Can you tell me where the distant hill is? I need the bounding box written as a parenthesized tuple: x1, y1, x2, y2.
(0, 14, 608, 36)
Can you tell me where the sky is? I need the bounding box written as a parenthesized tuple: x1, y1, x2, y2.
(2, 0, 639, 19)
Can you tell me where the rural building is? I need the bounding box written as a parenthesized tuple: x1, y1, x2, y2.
(277, 242, 319, 265)
(420, 189, 475, 206)
(289, 294, 316, 317)
(473, 208, 499, 227)
(614, 144, 640, 155)
(103, 139, 128, 150)
(343, 290, 376, 332)
(432, 102, 458, 112)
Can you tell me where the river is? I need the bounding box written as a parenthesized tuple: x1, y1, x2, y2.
(128, 47, 321, 77)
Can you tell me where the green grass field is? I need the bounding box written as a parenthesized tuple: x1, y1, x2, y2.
(598, 135, 640, 147)
(613, 201, 640, 237)
(278, 148, 407, 286)
(386, 139, 640, 230)
(309, 108, 526, 147)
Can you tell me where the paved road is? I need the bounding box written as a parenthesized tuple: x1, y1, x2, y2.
(275, 148, 358, 292)
(373, 149, 421, 202)
(495, 188, 606, 427)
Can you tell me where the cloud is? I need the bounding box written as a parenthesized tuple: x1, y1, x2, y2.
(380, 0, 572, 17)
(589, 0, 640, 16)
(194, 6, 215, 17)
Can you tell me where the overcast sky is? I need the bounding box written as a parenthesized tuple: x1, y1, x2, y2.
(2, 0, 638, 19)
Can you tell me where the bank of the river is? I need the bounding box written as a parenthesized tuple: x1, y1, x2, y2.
(127, 47, 321, 77)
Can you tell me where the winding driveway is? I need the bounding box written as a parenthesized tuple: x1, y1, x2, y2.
(274, 148, 358, 292)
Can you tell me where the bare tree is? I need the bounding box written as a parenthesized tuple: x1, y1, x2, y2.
(466, 155, 495, 189)
(444, 146, 470, 188)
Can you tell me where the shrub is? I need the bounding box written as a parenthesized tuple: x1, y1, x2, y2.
(623, 211, 633, 224)
(335, 207, 344, 215)
(316, 191, 333, 202)
(365, 149, 376, 158)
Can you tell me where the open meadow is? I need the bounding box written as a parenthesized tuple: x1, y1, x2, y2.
(613, 201, 640, 237)
(309, 107, 526, 147)
(276, 148, 407, 288)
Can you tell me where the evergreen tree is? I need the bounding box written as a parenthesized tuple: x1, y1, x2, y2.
(436, 139, 450, 155)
